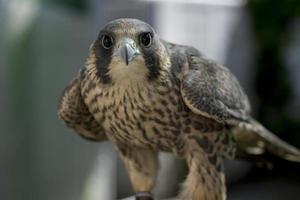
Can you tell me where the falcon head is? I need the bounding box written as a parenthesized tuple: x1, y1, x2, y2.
(89, 18, 170, 84)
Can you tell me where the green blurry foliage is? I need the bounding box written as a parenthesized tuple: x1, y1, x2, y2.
(248, 0, 300, 145)
(43, 0, 87, 12)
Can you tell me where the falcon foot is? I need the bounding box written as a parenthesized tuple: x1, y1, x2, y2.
(135, 192, 153, 200)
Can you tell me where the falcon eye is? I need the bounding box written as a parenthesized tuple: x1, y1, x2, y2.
(140, 32, 152, 47)
(102, 35, 113, 49)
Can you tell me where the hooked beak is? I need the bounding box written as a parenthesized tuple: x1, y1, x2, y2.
(116, 38, 140, 66)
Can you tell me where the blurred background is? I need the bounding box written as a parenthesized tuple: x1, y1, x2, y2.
(1, 0, 300, 199)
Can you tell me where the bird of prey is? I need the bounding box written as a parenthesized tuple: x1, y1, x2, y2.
(58, 18, 300, 200)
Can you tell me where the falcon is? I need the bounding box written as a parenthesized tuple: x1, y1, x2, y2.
(58, 18, 300, 200)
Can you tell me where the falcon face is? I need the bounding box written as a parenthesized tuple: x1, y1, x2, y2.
(59, 18, 300, 200)
(92, 18, 167, 84)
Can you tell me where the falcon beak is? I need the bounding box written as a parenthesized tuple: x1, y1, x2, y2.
(117, 38, 140, 66)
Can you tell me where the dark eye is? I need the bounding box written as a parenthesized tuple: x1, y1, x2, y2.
(140, 32, 152, 47)
(102, 35, 113, 49)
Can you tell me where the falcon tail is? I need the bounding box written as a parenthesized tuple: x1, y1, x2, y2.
(233, 119, 300, 162)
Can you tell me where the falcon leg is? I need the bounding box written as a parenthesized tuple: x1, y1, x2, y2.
(179, 138, 226, 200)
(118, 147, 158, 200)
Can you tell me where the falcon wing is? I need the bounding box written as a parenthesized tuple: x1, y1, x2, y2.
(180, 47, 251, 124)
(58, 72, 107, 141)
(178, 46, 300, 162)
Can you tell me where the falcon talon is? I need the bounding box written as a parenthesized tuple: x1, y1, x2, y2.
(135, 192, 154, 200)
(58, 18, 300, 200)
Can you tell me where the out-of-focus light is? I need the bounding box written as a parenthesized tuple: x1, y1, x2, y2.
(6, 0, 39, 39)
(140, 0, 247, 7)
